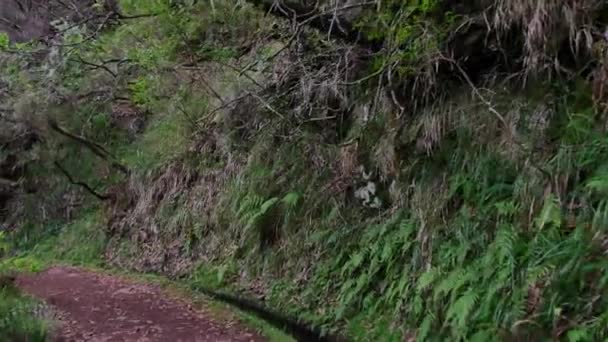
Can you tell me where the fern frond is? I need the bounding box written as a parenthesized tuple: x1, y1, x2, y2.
(566, 328, 590, 342)
(469, 329, 496, 342)
(245, 196, 279, 228)
(433, 268, 469, 301)
(417, 313, 435, 342)
(536, 194, 561, 230)
(493, 226, 517, 268)
(591, 200, 608, 231)
(446, 289, 478, 333)
(416, 267, 441, 292)
(585, 168, 608, 195)
(281, 191, 301, 209)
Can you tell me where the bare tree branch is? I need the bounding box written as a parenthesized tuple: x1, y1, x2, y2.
(47, 118, 130, 175)
(54, 161, 109, 201)
(69, 56, 117, 77)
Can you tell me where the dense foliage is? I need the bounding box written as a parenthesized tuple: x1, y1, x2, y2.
(1, 0, 608, 340)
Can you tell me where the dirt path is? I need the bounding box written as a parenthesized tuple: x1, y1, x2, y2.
(16, 266, 266, 342)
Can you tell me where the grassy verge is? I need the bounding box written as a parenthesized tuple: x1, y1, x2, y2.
(0, 256, 51, 342)
(0, 285, 48, 342)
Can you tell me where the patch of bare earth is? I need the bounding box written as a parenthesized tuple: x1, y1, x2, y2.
(16, 266, 266, 342)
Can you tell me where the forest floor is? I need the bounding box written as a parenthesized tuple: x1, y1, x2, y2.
(16, 266, 266, 342)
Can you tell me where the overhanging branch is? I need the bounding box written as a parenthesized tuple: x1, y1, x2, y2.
(54, 161, 109, 201)
(48, 118, 130, 175)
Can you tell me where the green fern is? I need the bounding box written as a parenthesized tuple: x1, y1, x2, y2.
(446, 289, 478, 334)
(236, 193, 264, 223)
(469, 329, 495, 342)
(433, 268, 469, 301)
(281, 192, 301, 208)
(567, 329, 590, 342)
(591, 200, 608, 231)
(417, 313, 435, 342)
(536, 194, 562, 230)
(492, 226, 517, 268)
(416, 267, 441, 292)
(248, 197, 279, 225)
(586, 169, 608, 195)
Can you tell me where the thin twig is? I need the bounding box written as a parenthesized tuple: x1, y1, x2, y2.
(247, 91, 285, 119)
(302, 115, 337, 122)
(339, 61, 387, 85)
(54, 161, 109, 201)
(201, 93, 254, 121)
(69, 57, 116, 77)
(213, 61, 264, 88)
(444, 55, 509, 129)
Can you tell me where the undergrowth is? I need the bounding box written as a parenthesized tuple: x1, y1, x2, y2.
(0, 285, 48, 342)
(0, 244, 48, 342)
(3, 0, 608, 341)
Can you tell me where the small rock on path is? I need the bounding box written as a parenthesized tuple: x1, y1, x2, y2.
(16, 266, 266, 342)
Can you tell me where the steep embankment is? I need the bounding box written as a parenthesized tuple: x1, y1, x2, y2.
(2, 0, 608, 341)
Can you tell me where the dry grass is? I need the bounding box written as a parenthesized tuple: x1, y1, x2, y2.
(414, 102, 455, 155)
(491, 0, 602, 75)
(592, 55, 608, 116)
(271, 38, 362, 125)
(374, 135, 398, 181)
(106, 125, 246, 276)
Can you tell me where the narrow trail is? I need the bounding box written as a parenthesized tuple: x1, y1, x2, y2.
(16, 266, 266, 342)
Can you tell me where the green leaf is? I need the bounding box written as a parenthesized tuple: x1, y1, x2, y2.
(0, 32, 9, 50)
(259, 197, 279, 214)
(282, 192, 301, 208)
(380, 242, 393, 262)
(434, 268, 472, 301)
(470, 329, 495, 342)
(495, 200, 519, 217)
(417, 313, 434, 341)
(567, 328, 589, 342)
(536, 194, 561, 229)
(350, 252, 364, 269)
(416, 267, 441, 292)
(446, 289, 478, 332)
(586, 172, 608, 194)
(217, 265, 227, 284)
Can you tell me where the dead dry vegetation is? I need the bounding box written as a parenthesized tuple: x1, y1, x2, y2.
(2, 0, 608, 340)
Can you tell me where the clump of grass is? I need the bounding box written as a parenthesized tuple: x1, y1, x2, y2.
(119, 112, 190, 171)
(0, 256, 45, 274)
(0, 281, 48, 342)
(29, 210, 107, 267)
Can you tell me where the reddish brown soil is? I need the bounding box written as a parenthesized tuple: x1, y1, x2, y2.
(16, 266, 266, 342)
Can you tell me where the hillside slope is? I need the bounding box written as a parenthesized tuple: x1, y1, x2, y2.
(2, 0, 608, 340)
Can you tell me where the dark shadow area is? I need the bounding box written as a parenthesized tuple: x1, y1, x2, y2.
(192, 285, 348, 342)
